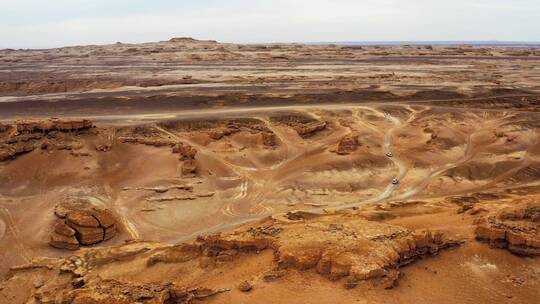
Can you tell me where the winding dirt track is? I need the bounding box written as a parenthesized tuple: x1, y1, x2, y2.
(162, 104, 434, 241)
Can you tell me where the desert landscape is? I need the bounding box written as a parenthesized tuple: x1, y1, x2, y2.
(0, 38, 539, 304)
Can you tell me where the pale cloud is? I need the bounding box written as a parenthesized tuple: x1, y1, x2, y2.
(0, 0, 538, 48)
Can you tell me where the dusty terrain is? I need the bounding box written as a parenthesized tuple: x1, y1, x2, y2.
(0, 38, 539, 304)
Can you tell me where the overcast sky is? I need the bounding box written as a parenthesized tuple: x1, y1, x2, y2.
(1, 0, 539, 48)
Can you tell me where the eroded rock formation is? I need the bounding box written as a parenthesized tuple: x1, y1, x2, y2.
(270, 114, 327, 138)
(208, 126, 240, 140)
(293, 121, 327, 138)
(474, 200, 540, 256)
(0, 140, 36, 161)
(173, 142, 198, 160)
(172, 142, 198, 177)
(0, 118, 92, 162)
(261, 132, 277, 147)
(49, 199, 117, 250)
(118, 136, 175, 147)
(51, 278, 227, 304)
(336, 135, 360, 155)
(14, 118, 92, 133)
(2, 211, 463, 304)
(198, 213, 461, 288)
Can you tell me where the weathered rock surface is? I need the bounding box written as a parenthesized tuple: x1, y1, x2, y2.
(95, 142, 112, 152)
(237, 281, 253, 292)
(49, 202, 117, 250)
(49, 231, 80, 251)
(0, 118, 92, 162)
(474, 200, 540, 255)
(14, 118, 92, 133)
(52, 278, 227, 304)
(293, 121, 327, 138)
(0, 142, 36, 161)
(208, 126, 240, 140)
(118, 136, 175, 147)
(336, 135, 360, 155)
(147, 244, 201, 266)
(2, 210, 462, 304)
(173, 142, 198, 160)
(199, 213, 461, 288)
(261, 132, 277, 147)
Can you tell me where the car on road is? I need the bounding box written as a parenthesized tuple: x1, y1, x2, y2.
(386, 152, 393, 158)
(392, 178, 399, 185)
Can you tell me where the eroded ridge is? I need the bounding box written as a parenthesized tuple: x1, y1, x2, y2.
(2, 210, 462, 303)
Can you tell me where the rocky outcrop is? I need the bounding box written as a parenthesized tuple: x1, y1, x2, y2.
(138, 211, 460, 290)
(2, 210, 464, 304)
(95, 142, 112, 152)
(237, 281, 253, 292)
(0, 142, 36, 161)
(0, 122, 7, 133)
(173, 142, 198, 160)
(118, 136, 175, 147)
(8, 241, 229, 303)
(172, 142, 198, 177)
(147, 244, 201, 266)
(208, 126, 240, 140)
(336, 135, 360, 155)
(261, 132, 277, 147)
(474, 200, 540, 256)
(14, 118, 92, 133)
(49, 221, 80, 250)
(36, 277, 228, 304)
(294, 121, 327, 138)
(197, 213, 461, 288)
(270, 114, 327, 138)
(49, 201, 117, 250)
(0, 118, 92, 162)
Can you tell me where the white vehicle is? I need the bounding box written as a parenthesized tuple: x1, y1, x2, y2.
(386, 152, 393, 158)
(392, 178, 399, 185)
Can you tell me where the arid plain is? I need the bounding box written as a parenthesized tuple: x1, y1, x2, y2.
(0, 38, 539, 303)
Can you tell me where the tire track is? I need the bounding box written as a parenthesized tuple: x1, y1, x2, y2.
(0, 206, 30, 262)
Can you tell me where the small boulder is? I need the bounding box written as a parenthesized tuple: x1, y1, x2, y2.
(237, 281, 253, 292)
(50, 203, 118, 250)
(95, 142, 112, 152)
